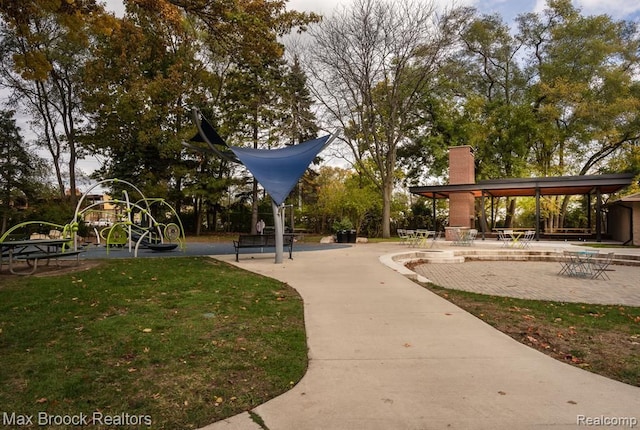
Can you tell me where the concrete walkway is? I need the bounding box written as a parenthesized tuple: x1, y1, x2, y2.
(201, 241, 640, 430)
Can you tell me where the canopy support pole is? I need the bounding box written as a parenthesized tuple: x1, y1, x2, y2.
(272, 199, 284, 264)
(596, 187, 602, 242)
(535, 188, 541, 241)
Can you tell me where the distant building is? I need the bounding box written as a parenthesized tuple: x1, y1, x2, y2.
(607, 192, 640, 246)
(82, 194, 118, 225)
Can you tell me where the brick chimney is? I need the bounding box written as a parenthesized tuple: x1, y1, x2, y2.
(448, 146, 475, 229)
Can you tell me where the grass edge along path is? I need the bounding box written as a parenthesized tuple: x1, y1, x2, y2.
(419, 282, 640, 387)
(0, 257, 307, 429)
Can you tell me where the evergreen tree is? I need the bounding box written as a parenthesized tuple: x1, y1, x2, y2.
(0, 110, 46, 233)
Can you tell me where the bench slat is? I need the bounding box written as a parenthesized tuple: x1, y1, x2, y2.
(16, 250, 83, 260)
(10, 250, 84, 275)
(233, 235, 294, 261)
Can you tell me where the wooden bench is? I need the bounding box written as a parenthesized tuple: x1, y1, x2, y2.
(13, 250, 84, 275)
(545, 228, 592, 235)
(233, 234, 294, 262)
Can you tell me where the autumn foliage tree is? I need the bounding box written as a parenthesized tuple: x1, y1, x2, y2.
(81, 0, 210, 205)
(0, 0, 116, 206)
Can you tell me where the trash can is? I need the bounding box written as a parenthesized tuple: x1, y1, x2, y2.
(346, 229, 357, 243)
(336, 230, 347, 243)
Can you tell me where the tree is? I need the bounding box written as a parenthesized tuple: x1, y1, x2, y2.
(165, 0, 321, 234)
(0, 110, 46, 233)
(454, 13, 535, 180)
(0, 0, 115, 205)
(406, 1, 640, 231)
(443, 10, 537, 229)
(519, 0, 640, 228)
(280, 55, 319, 145)
(521, 0, 640, 178)
(81, 0, 210, 205)
(306, 0, 463, 237)
(313, 166, 381, 235)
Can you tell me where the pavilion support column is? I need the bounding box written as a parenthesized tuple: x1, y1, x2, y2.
(449, 193, 475, 228)
(585, 193, 593, 233)
(480, 192, 487, 240)
(490, 196, 495, 230)
(432, 197, 437, 231)
(596, 187, 602, 242)
(445, 146, 475, 240)
(535, 188, 541, 241)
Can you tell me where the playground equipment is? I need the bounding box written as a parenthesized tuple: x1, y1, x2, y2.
(0, 220, 73, 245)
(74, 179, 186, 256)
(1, 179, 185, 259)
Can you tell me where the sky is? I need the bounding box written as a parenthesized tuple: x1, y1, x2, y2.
(286, 0, 640, 22)
(105, 0, 640, 24)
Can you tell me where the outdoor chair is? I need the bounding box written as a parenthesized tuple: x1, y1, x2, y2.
(451, 228, 463, 246)
(431, 230, 442, 247)
(397, 229, 407, 244)
(465, 229, 478, 245)
(452, 228, 476, 246)
(519, 230, 535, 248)
(558, 250, 574, 276)
(590, 252, 614, 280)
(497, 230, 509, 247)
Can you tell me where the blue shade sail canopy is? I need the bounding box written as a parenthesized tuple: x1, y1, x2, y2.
(230, 135, 334, 206)
(184, 108, 338, 206)
(183, 109, 239, 163)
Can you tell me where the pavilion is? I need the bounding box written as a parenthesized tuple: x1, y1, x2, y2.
(409, 146, 637, 241)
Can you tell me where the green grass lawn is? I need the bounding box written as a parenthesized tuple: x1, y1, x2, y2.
(0, 257, 307, 429)
(422, 283, 640, 387)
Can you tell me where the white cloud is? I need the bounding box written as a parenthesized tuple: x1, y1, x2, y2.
(533, 0, 640, 19)
(576, 0, 640, 18)
(102, 0, 125, 17)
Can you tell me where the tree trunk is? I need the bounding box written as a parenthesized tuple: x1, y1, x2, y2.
(69, 143, 77, 207)
(504, 198, 516, 227)
(195, 197, 202, 236)
(475, 199, 489, 232)
(381, 179, 393, 238)
(251, 178, 259, 234)
(560, 195, 570, 228)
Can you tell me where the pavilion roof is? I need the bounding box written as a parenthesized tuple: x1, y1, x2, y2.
(409, 173, 637, 199)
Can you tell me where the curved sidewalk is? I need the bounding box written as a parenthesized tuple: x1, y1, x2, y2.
(202, 242, 640, 430)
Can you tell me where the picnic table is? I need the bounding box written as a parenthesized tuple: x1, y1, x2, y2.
(498, 230, 535, 248)
(412, 229, 439, 248)
(1, 238, 83, 275)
